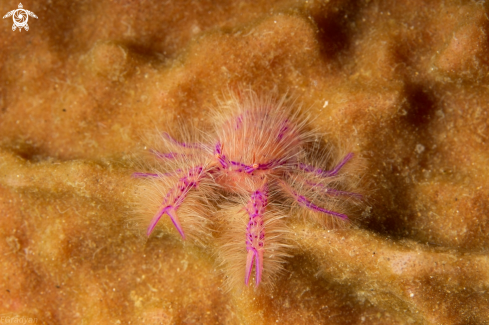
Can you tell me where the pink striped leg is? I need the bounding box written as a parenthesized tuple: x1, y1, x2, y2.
(162, 132, 208, 150)
(278, 180, 349, 221)
(245, 184, 268, 287)
(147, 166, 205, 239)
(283, 173, 362, 200)
(297, 153, 354, 178)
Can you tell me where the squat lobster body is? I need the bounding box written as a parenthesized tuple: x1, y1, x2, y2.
(135, 91, 362, 288)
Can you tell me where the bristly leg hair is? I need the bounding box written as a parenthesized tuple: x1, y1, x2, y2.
(216, 196, 291, 291)
(282, 139, 367, 229)
(132, 87, 366, 291)
(132, 124, 218, 246)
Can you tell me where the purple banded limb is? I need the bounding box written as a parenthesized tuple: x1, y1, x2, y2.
(214, 140, 288, 173)
(298, 153, 354, 178)
(296, 195, 348, 220)
(245, 184, 268, 287)
(146, 166, 205, 239)
(278, 180, 349, 220)
(214, 142, 228, 168)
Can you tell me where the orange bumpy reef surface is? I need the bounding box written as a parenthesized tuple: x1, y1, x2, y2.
(1, 0, 489, 324)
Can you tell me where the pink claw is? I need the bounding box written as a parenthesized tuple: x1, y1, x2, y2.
(245, 250, 255, 285)
(245, 249, 263, 287)
(147, 206, 167, 236)
(147, 206, 186, 240)
(166, 207, 186, 239)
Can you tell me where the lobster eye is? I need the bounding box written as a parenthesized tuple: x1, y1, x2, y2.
(252, 163, 258, 169)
